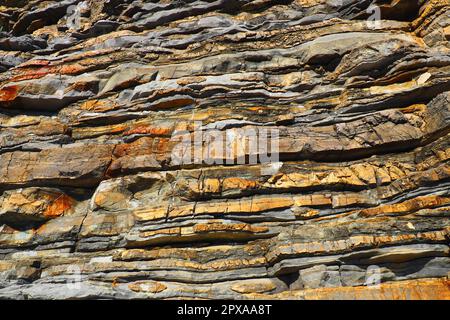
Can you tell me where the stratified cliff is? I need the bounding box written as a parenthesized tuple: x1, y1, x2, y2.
(0, 0, 449, 299)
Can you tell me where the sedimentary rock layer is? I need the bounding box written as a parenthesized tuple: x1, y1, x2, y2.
(0, 0, 449, 299)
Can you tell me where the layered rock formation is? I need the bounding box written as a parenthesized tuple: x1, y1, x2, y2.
(0, 0, 449, 299)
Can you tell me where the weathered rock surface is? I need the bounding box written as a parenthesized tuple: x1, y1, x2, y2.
(0, 0, 449, 300)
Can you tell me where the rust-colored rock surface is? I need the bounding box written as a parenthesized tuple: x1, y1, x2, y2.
(0, 0, 449, 300)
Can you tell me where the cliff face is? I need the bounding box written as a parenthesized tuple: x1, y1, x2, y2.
(0, 0, 449, 300)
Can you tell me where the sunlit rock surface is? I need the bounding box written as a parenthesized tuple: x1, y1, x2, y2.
(0, 0, 449, 300)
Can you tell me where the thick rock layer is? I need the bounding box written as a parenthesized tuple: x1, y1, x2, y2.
(0, 0, 449, 299)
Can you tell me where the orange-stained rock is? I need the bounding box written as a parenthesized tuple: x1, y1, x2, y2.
(43, 194, 75, 218)
(0, 85, 18, 102)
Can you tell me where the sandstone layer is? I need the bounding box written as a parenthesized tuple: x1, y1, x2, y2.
(0, 0, 449, 300)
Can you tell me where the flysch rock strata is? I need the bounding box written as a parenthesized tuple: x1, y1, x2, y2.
(0, 0, 449, 299)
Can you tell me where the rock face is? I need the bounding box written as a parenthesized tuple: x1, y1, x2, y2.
(0, 0, 449, 300)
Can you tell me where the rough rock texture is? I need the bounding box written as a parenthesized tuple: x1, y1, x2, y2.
(0, 0, 449, 300)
